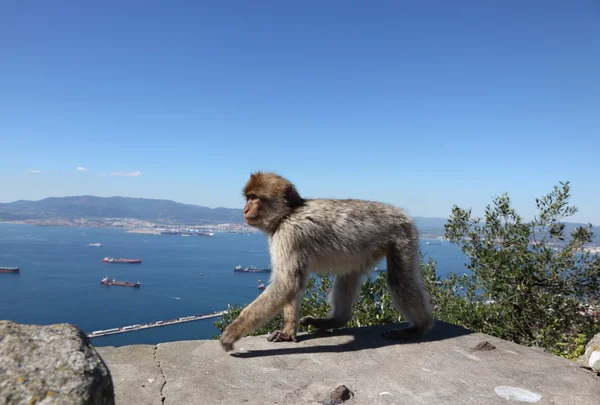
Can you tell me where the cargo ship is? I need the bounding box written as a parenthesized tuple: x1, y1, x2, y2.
(102, 257, 142, 264)
(101, 276, 141, 288)
(0, 266, 20, 274)
(234, 265, 271, 273)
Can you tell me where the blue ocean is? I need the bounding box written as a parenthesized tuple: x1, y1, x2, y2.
(0, 223, 468, 347)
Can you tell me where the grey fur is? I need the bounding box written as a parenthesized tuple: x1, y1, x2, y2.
(219, 173, 434, 351)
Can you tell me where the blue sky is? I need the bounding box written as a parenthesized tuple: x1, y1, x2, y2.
(1, 1, 599, 223)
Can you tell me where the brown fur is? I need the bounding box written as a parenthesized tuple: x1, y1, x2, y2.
(219, 171, 433, 352)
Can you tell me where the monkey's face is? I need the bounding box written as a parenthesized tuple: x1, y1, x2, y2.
(243, 194, 262, 225)
(243, 193, 287, 231)
(242, 171, 304, 233)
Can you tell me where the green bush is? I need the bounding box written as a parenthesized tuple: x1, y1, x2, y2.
(215, 182, 600, 359)
(443, 181, 599, 358)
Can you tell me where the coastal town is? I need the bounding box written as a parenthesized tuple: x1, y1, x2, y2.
(1, 217, 257, 235)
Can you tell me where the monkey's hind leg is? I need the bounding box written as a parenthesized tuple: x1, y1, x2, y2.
(299, 272, 362, 331)
(267, 296, 301, 343)
(383, 239, 434, 340)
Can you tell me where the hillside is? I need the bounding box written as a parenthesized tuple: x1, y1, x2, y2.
(0, 196, 452, 228)
(0, 196, 244, 224)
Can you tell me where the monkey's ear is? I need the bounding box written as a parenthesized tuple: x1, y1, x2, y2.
(283, 185, 303, 207)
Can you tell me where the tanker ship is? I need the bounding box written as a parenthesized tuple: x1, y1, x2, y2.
(102, 257, 142, 264)
(0, 266, 20, 274)
(101, 276, 141, 288)
(234, 265, 271, 273)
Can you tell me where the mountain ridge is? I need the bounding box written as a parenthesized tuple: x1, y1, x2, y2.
(0, 195, 244, 224)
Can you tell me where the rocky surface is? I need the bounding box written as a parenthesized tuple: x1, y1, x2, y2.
(97, 321, 599, 405)
(0, 321, 114, 405)
(580, 332, 600, 373)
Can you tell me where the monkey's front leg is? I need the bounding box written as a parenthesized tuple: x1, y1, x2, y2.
(220, 269, 307, 351)
(267, 296, 301, 343)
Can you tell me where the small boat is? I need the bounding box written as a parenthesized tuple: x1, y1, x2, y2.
(257, 283, 265, 290)
(87, 242, 103, 247)
(195, 232, 214, 237)
(102, 257, 142, 264)
(101, 276, 141, 288)
(0, 266, 19, 274)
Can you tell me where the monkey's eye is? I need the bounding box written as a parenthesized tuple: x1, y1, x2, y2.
(246, 194, 259, 201)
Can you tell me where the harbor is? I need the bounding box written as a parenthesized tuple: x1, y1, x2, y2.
(87, 310, 227, 338)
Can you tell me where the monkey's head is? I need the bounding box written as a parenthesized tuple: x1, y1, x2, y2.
(242, 171, 304, 233)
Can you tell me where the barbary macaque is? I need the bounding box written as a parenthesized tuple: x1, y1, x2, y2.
(220, 171, 433, 351)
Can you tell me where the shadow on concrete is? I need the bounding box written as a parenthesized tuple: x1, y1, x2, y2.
(231, 320, 474, 359)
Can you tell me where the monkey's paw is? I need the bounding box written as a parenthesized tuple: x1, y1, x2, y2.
(220, 328, 238, 352)
(298, 316, 316, 327)
(267, 330, 297, 343)
(299, 316, 341, 331)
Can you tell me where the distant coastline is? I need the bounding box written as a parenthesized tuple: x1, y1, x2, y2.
(0, 218, 446, 239)
(2, 216, 599, 252)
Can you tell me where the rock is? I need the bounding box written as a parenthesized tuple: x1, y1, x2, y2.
(579, 332, 600, 373)
(318, 384, 355, 404)
(472, 341, 496, 351)
(0, 321, 114, 404)
(330, 384, 354, 402)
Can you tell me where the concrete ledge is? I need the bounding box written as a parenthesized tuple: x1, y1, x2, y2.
(97, 321, 599, 405)
(94, 345, 162, 405)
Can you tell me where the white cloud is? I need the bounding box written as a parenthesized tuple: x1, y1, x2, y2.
(110, 171, 143, 177)
(76, 166, 88, 172)
(26, 169, 42, 173)
(99, 173, 107, 177)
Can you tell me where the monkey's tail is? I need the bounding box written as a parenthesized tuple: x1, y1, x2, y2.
(386, 224, 434, 336)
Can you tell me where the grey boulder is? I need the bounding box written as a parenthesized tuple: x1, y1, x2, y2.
(0, 321, 114, 405)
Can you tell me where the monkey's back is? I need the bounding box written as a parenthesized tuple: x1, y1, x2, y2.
(270, 198, 416, 274)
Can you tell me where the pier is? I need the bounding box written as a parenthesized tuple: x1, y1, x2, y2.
(87, 310, 226, 338)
